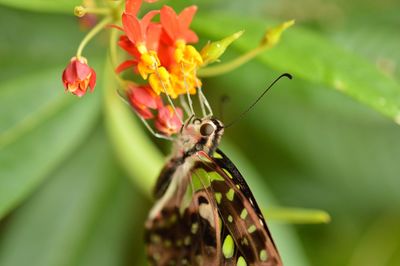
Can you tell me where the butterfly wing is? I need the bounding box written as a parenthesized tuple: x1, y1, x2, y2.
(145, 159, 222, 266)
(145, 150, 282, 266)
(204, 149, 283, 265)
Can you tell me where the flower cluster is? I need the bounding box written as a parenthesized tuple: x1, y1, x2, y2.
(62, 0, 293, 136)
(117, 0, 201, 96)
(115, 0, 206, 135)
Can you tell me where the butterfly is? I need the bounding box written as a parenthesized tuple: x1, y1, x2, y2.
(144, 115, 283, 266)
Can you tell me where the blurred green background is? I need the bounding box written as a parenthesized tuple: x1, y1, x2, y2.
(1, 0, 400, 265)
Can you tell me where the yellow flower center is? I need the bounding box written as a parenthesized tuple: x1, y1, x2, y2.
(139, 41, 203, 99)
(137, 50, 161, 79)
(149, 67, 177, 98)
(67, 72, 92, 93)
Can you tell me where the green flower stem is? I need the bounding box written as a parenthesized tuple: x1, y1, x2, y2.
(74, 5, 112, 17)
(264, 207, 331, 224)
(76, 16, 112, 58)
(83, 7, 111, 15)
(109, 26, 128, 90)
(198, 45, 266, 77)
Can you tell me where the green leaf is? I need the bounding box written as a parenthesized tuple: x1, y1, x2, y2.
(0, 0, 79, 14)
(103, 62, 164, 197)
(0, 68, 100, 219)
(0, 130, 148, 266)
(193, 14, 400, 125)
(0, 7, 95, 81)
(330, 17, 400, 79)
(265, 207, 331, 224)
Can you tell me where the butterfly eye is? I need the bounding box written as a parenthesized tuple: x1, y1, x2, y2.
(200, 123, 215, 136)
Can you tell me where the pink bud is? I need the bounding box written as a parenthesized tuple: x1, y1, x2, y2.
(155, 105, 183, 135)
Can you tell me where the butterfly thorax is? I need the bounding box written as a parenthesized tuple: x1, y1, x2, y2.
(151, 117, 224, 209)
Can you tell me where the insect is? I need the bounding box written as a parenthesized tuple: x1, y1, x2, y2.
(143, 74, 291, 266)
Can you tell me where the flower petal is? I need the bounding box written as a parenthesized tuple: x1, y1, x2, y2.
(146, 23, 162, 51)
(118, 35, 141, 58)
(107, 24, 124, 31)
(125, 0, 142, 15)
(73, 88, 86, 97)
(160, 5, 179, 43)
(62, 62, 78, 84)
(155, 105, 183, 135)
(141, 10, 160, 30)
(89, 68, 96, 91)
(128, 85, 164, 119)
(116, 60, 137, 73)
(122, 13, 144, 44)
(75, 60, 92, 80)
(178, 6, 197, 30)
(183, 29, 198, 44)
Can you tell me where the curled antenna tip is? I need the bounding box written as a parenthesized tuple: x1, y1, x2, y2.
(224, 72, 293, 128)
(282, 73, 293, 79)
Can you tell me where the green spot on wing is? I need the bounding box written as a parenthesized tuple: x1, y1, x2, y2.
(260, 249, 268, 261)
(213, 152, 223, 159)
(223, 169, 233, 179)
(226, 188, 235, 201)
(215, 192, 222, 204)
(237, 256, 247, 266)
(240, 209, 248, 219)
(191, 223, 199, 234)
(247, 225, 257, 233)
(222, 235, 235, 259)
(192, 168, 224, 192)
(191, 168, 211, 190)
(209, 171, 225, 182)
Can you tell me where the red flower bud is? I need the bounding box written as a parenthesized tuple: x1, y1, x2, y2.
(155, 105, 183, 136)
(127, 84, 163, 119)
(62, 57, 96, 97)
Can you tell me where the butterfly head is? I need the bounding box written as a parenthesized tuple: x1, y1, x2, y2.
(178, 116, 224, 156)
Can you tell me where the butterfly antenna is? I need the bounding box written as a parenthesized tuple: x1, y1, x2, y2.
(224, 73, 292, 128)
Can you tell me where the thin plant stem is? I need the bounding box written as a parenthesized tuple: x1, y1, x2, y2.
(108, 26, 128, 89)
(198, 46, 266, 77)
(84, 7, 111, 15)
(76, 16, 112, 58)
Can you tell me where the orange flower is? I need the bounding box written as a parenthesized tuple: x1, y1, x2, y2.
(117, 0, 162, 77)
(116, 1, 203, 99)
(62, 57, 96, 97)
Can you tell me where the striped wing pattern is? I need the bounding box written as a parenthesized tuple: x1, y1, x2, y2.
(145, 149, 282, 266)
